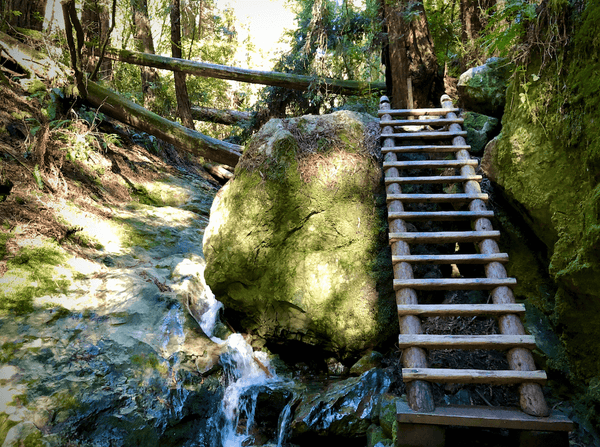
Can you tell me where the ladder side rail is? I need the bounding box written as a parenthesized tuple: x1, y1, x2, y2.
(380, 95, 435, 413)
(440, 94, 550, 418)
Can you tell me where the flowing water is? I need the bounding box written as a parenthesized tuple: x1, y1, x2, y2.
(201, 287, 293, 447)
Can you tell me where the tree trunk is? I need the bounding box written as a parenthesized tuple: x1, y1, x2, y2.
(381, 0, 443, 109)
(191, 106, 251, 125)
(81, 0, 112, 79)
(3, 0, 46, 31)
(93, 45, 386, 95)
(170, 0, 195, 130)
(131, 0, 159, 108)
(382, 0, 410, 109)
(85, 81, 241, 167)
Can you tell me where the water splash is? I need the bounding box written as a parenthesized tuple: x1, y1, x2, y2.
(198, 287, 223, 342)
(276, 401, 293, 447)
(199, 285, 293, 447)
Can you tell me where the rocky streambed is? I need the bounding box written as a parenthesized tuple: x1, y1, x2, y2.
(0, 166, 400, 447)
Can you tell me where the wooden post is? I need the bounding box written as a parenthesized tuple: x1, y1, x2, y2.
(440, 95, 550, 417)
(407, 78, 414, 110)
(381, 96, 435, 413)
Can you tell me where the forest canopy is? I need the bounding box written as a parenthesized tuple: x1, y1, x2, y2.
(0, 0, 547, 148)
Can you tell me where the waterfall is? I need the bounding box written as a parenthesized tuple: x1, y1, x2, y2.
(200, 286, 293, 447)
(276, 401, 293, 447)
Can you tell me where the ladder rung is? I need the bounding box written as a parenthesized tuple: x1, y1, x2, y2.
(383, 159, 477, 169)
(388, 211, 494, 221)
(380, 118, 464, 127)
(402, 368, 547, 385)
(397, 334, 536, 350)
(381, 131, 467, 139)
(387, 193, 488, 203)
(397, 303, 525, 317)
(392, 253, 509, 264)
(382, 145, 471, 153)
(393, 278, 517, 291)
(390, 231, 500, 243)
(379, 108, 460, 116)
(385, 175, 482, 184)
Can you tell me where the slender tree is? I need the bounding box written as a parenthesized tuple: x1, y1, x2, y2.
(131, 0, 160, 108)
(170, 0, 195, 129)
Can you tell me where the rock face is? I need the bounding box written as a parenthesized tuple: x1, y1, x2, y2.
(484, 1, 600, 433)
(462, 112, 499, 155)
(457, 57, 510, 117)
(203, 111, 396, 358)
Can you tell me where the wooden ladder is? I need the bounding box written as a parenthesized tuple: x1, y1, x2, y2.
(379, 95, 573, 444)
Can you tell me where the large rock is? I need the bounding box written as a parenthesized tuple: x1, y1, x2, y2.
(457, 57, 510, 117)
(203, 111, 396, 358)
(484, 3, 600, 432)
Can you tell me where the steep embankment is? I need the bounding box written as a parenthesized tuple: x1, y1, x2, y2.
(486, 1, 600, 439)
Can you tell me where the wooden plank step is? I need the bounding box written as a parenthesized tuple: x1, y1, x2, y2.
(382, 145, 471, 153)
(385, 175, 482, 185)
(383, 159, 477, 169)
(378, 108, 460, 117)
(387, 193, 488, 203)
(392, 253, 509, 264)
(396, 402, 574, 432)
(390, 231, 500, 243)
(388, 211, 494, 221)
(397, 334, 536, 350)
(394, 277, 517, 291)
(380, 118, 464, 127)
(397, 303, 524, 317)
(402, 368, 547, 385)
(381, 130, 467, 139)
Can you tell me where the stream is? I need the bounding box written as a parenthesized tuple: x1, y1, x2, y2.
(0, 169, 389, 446)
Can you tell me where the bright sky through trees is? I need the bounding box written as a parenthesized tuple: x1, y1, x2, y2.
(217, 0, 296, 70)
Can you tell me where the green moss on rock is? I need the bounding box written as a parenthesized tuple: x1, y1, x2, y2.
(204, 111, 394, 357)
(490, 0, 600, 432)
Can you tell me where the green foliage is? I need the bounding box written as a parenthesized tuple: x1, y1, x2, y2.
(480, 0, 537, 59)
(423, 0, 460, 67)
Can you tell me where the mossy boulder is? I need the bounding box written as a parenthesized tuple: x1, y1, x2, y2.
(486, 0, 600, 433)
(203, 111, 396, 357)
(458, 58, 511, 117)
(463, 112, 499, 155)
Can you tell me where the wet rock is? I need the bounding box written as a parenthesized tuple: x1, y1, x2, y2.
(290, 368, 393, 438)
(203, 111, 396, 357)
(0, 172, 231, 446)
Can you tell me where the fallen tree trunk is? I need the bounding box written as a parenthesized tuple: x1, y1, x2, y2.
(0, 31, 241, 167)
(86, 81, 241, 167)
(96, 45, 386, 96)
(191, 106, 252, 125)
